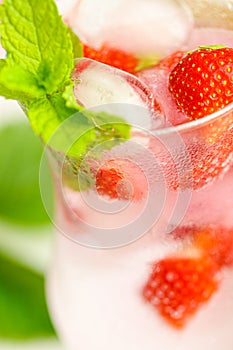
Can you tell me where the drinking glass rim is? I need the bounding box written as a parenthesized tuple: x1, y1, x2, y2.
(151, 100, 233, 136)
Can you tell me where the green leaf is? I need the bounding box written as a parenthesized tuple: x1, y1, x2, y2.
(0, 122, 53, 226)
(28, 93, 79, 143)
(0, 0, 74, 94)
(0, 252, 55, 340)
(0, 61, 45, 102)
(28, 93, 130, 190)
(0, 0, 132, 193)
(28, 93, 130, 156)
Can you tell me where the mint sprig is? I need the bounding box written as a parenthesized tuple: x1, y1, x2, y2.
(0, 0, 73, 94)
(0, 0, 130, 190)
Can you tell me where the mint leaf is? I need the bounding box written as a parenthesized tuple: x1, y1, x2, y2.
(28, 92, 130, 156)
(0, 123, 53, 226)
(28, 94, 130, 190)
(0, 0, 73, 94)
(0, 0, 132, 193)
(0, 252, 55, 340)
(28, 93, 79, 143)
(0, 61, 45, 101)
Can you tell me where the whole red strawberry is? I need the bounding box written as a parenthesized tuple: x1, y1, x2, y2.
(83, 44, 139, 74)
(143, 256, 220, 328)
(95, 159, 147, 201)
(169, 45, 233, 120)
(95, 166, 125, 199)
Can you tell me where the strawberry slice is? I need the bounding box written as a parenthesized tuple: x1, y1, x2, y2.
(95, 159, 147, 201)
(143, 256, 220, 328)
(169, 45, 233, 120)
(83, 44, 140, 74)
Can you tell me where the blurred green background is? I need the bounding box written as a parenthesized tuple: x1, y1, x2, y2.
(0, 98, 62, 349)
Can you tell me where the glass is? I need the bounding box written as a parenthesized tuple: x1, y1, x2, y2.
(42, 2, 233, 349)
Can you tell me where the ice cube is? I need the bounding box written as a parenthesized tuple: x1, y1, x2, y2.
(138, 67, 188, 127)
(65, 0, 193, 58)
(73, 58, 164, 129)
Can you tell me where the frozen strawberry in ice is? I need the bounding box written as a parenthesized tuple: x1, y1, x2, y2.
(83, 44, 140, 74)
(66, 0, 193, 61)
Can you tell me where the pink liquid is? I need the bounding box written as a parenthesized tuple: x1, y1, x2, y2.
(47, 28, 233, 350)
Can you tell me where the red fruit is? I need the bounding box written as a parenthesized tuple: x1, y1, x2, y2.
(143, 256, 220, 328)
(83, 44, 139, 74)
(96, 166, 125, 199)
(172, 225, 233, 268)
(95, 159, 147, 201)
(169, 46, 233, 120)
(156, 50, 185, 71)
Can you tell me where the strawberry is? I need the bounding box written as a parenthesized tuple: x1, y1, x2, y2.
(169, 45, 233, 120)
(95, 159, 147, 201)
(83, 44, 139, 74)
(83, 44, 159, 75)
(152, 46, 233, 190)
(172, 225, 233, 268)
(195, 228, 233, 268)
(143, 256, 220, 328)
(95, 165, 125, 200)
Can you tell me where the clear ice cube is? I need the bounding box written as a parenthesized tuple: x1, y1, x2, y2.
(73, 58, 165, 130)
(66, 0, 194, 58)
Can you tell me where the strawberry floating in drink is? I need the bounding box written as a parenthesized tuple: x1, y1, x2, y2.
(168, 45, 233, 142)
(143, 255, 220, 328)
(95, 159, 147, 201)
(169, 45, 233, 120)
(138, 45, 233, 190)
(173, 225, 233, 268)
